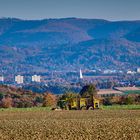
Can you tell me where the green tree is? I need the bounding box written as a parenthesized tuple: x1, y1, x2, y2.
(125, 96, 135, 105)
(35, 96, 43, 103)
(80, 84, 97, 109)
(0, 93, 4, 100)
(59, 92, 77, 110)
(60, 92, 77, 101)
(103, 97, 112, 106)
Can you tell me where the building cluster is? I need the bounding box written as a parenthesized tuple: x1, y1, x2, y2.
(0, 67, 140, 85)
(0, 75, 41, 84)
(126, 68, 140, 75)
(80, 67, 140, 75)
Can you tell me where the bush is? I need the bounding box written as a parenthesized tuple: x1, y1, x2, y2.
(103, 97, 112, 106)
(0, 93, 4, 101)
(119, 96, 135, 105)
(125, 96, 135, 105)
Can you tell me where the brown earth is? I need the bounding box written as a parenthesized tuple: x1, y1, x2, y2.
(0, 110, 139, 140)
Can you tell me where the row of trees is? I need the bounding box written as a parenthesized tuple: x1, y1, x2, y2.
(0, 92, 57, 108)
(0, 84, 97, 109)
(0, 84, 140, 108)
(102, 95, 140, 105)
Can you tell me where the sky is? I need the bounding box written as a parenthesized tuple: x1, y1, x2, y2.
(0, 0, 140, 21)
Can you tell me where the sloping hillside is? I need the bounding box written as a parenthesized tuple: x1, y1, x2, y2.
(0, 18, 140, 74)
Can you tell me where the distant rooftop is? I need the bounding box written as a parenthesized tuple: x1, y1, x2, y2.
(97, 89, 123, 95)
(114, 87, 140, 91)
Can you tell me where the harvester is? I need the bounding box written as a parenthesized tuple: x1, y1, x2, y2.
(58, 96, 99, 110)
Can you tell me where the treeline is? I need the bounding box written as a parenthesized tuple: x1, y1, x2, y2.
(0, 84, 140, 109)
(0, 85, 56, 108)
(100, 95, 140, 106)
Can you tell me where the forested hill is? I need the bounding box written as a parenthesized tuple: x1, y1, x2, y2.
(0, 18, 140, 73)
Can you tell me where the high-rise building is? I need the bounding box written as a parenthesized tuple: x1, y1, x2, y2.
(0, 76, 4, 82)
(15, 75, 24, 84)
(32, 75, 41, 82)
(137, 68, 140, 73)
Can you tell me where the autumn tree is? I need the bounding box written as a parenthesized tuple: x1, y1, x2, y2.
(43, 93, 56, 107)
(2, 95, 13, 108)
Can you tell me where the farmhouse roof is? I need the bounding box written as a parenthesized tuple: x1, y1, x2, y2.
(97, 89, 123, 95)
(114, 87, 140, 92)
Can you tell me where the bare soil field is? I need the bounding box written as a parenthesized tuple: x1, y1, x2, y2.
(0, 110, 139, 140)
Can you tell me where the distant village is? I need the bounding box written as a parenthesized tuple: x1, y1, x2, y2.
(0, 67, 140, 96)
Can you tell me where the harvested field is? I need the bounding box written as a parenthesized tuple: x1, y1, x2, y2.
(0, 110, 139, 140)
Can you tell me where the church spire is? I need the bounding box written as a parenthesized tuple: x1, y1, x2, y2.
(80, 69, 83, 79)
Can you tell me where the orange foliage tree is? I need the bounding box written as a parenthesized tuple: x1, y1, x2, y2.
(2, 95, 13, 108)
(43, 93, 56, 107)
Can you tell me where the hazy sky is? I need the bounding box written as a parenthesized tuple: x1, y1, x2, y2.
(0, 0, 140, 20)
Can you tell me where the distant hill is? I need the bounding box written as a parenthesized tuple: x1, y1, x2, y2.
(0, 18, 140, 74)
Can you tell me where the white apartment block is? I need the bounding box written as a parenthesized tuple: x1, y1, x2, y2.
(137, 68, 140, 73)
(32, 75, 41, 82)
(0, 76, 4, 82)
(15, 75, 24, 84)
